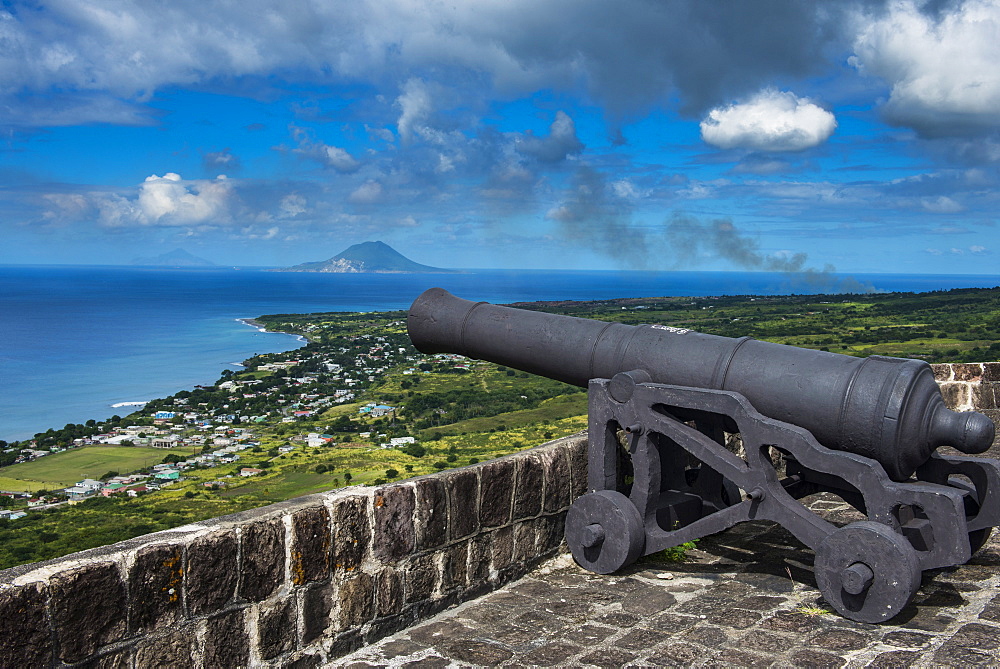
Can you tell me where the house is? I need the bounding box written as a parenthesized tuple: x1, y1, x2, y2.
(151, 435, 180, 449)
(76, 479, 104, 491)
(154, 470, 180, 481)
(240, 468, 263, 477)
(390, 437, 416, 446)
(63, 485, 94, 501)
(278, 445, 295, 453)
(0, 510, 27, 520)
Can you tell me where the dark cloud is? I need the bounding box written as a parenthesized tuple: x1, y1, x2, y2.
(0, 0, 863, 127)
(202, 148, 241, 173)
(516, 111, 584, 163)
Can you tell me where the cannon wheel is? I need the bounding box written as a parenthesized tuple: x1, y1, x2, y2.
(566, 490, 645, 574)
(947, 476, 993, 554)
(814, 521, 921, 623)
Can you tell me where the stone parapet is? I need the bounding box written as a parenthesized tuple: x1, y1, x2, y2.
(933, 362, 1000, 455)
(0, 435, 587, 668)
(1, 363, 998, 667)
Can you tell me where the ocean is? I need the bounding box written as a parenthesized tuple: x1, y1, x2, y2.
(1, 265, 998, 442)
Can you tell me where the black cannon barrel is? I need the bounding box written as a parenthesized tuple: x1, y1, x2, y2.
(408, 287, 995, 481)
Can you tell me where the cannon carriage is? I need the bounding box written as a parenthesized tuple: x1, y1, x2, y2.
(408, 288, 1000, 622)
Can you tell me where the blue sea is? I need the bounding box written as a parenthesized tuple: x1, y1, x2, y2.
(1, 265, 998, 442)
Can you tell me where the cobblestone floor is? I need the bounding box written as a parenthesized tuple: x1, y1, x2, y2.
(336, 496, 1000, 668)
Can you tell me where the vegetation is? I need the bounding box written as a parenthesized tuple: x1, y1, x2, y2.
(0, 285, 997, 569)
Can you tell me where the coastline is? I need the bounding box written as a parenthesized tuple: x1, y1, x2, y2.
(236, 317, 309, 343)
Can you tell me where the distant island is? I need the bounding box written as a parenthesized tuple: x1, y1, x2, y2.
(274, 240, 457, 273)
(131, 248, 215, 267)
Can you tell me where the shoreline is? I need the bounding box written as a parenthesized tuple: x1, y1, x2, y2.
(236, 317, 309, 343)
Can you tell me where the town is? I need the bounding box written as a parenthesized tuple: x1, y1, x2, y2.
(2, 286, 999, 568)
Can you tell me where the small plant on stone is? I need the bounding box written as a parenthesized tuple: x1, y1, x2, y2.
(651, 539, 699, 563)
(795, 604, 832, 616)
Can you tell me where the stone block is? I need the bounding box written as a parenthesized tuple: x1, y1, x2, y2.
(983, 362, 1000, 383)
(405, 553, 439, 603)
(953, 363, 984, 382)
(238, 518, 285, 602)
(128, 543, 183, 634)
(0, 582, 51, 667)
(83, 646, 134, 668)
(134, 629, 194, 668)
(333, 495, 369, 572)
(282, 652, 323, 669)
(373, 484, 416, 563)
(376, 569, 404, 617)
(337, 572, 375, 632)
(568, 436, 589, 500)
(468, 534, 491, 586)
(479, 459, 515, 528)
(933, 622, 1000, 665)
(513, 454, 544, 520)
(939, 382, 970, 410)
(185, 530, 238, 616)
(51, 561, 127, 663)
(301, 582, 334, 646)
(442, 541, 469, 591)
(932, 363, 953, 382)
(512, 521, 537, 565)
(542, 447, 571, 513)
(328, 629, 364, 657)
(535, 513, 566, 553)
(492, 526, 514, 571)
(973, 383, 997, 410)
(414, 477, 448, 551)
(258, 598, 298, 660)
(204, 609, 250, 668)
(364, 613, 417, 645)
(292, 505, 332, 585)
(446, 469, 480, 540)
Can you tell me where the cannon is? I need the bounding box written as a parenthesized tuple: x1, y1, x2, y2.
(408, 288, 1000, 622)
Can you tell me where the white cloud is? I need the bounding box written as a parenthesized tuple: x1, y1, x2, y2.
(700, 89, 837, 152)
(396, 78, 434, 144)
(288, 126, 360, 173)
(851, 0, 1000, 136)
(348, 180, 383, 204)
(86, 173, 235, 227)
(921, 195, 964, 213)
(279, 193, 307, 218)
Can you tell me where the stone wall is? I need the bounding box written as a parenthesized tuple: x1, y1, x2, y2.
(933, 361, 1000, 454)
(1, 363, 997, 668)
(0, 436, 587, 668)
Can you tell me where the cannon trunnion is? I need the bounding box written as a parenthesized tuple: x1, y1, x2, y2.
(408, 288, 1000, 623)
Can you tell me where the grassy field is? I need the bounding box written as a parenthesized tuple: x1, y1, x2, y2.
(0, 446, 192, 491)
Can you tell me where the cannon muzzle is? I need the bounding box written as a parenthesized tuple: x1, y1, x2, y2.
(408, 287, 994, 481)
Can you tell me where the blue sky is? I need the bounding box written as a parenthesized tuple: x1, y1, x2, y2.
(1, 0, 998, 274)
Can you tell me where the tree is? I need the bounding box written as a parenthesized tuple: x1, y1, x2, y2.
(314, 464, 328, 474)
(385, 468, 399, 479)
(344, 471, 353, 483)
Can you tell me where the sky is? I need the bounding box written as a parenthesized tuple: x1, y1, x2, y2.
(1, 0, 999, 274)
